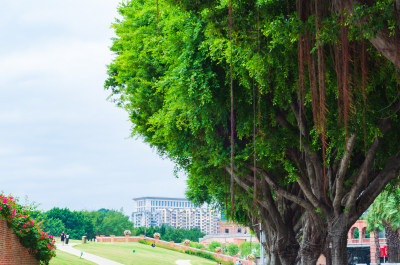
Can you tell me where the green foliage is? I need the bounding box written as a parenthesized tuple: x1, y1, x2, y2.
(138, 239, 154, 246)
(42, 218, 65, 238)
(43, 208, 132, 239)
(207, 241, 221, 252)
(226, 244, 239, 256)
(239, 241, 260, 258)
(138, 239, 235, 264)
(365, 184, 400, 233)
(131, 224, 205, 243)
(106, 0, 400, 241)
(0, 194, 56, 264)
(189, 242, 205, 249)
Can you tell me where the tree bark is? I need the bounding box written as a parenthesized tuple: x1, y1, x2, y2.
(374, 228, 381, 265)
(330, 229, 348, 265)
(300, 212, 327, 265)
(386, 223, 400, 262)
(278, 231, 299, 265)
(265, 251, 282, 265)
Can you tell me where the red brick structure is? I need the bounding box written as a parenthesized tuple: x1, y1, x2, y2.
(347, 220, 387, 264)
(0, 219, 39, 265)
(96, 235, 253, 265)
(317, 220, 387, 264)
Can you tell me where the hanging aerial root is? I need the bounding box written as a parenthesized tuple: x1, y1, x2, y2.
(315, 0, 328, 204)
(341, 11, 351, 140)
(228, 0, 235, 217)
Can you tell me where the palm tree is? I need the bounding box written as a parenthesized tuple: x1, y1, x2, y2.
(366, 185, 400, 263)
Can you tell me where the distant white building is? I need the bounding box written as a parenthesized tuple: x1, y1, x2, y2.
(131, 197, 220, 235)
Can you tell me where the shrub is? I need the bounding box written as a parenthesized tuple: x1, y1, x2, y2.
(194, 250, 218, 261)
(227, 244, 239, 256)
(189, 242, 205, 249)
(138, 239, 153, 246)
(0, 194, 56, 264)
(208, 240, 221, 252)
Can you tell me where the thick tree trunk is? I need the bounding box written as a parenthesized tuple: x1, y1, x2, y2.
(330, 231, 348, 265)
(323, 245, 332, 265)
(300, 213, 327, 265)
(278, 230, 299, 265)
(265, 251, 282, 265)
(386, 224, 400, 262)
(264, 238, 282, 265)
(374, 228, 381, 265)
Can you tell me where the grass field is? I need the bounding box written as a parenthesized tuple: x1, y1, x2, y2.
(74, 242, 217, 265)
(49, 250, 96, 265)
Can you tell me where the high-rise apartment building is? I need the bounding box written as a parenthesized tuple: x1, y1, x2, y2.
(131, 197, 219, 235)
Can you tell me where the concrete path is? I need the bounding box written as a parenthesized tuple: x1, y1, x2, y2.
(176, 260, 192, 265)
(56, 243, 123, 265)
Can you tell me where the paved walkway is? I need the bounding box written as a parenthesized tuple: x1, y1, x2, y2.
(176, 260, 192, 265)
(56, 243, 123, 265)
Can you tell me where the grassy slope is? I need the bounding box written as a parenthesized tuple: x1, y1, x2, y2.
(49, 250, 96, 265)
(75, 242, 216, 265)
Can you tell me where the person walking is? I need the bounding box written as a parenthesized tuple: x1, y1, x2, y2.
(65, 233, 70, 245)
(60, 231, 65, 246)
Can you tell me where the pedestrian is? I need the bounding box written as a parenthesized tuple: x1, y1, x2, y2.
(65, 233, 70, 245)
(60, 231, 65, 246)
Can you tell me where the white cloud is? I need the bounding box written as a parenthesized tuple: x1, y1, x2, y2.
(0, 0, 188, 216)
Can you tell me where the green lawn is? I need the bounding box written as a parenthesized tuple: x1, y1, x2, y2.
(74, 242, 216, 265)
(49, 250, 96, 265)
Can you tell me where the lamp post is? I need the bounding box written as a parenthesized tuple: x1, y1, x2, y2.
(259, 223, 264, 265)
(249, 223, 264, 265)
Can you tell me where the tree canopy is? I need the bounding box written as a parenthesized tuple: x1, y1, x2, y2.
(106, 0, 400, 264)
(366, 184, 400, 262)
(131, 224, 205, 243)
(42, 208, 132, 239)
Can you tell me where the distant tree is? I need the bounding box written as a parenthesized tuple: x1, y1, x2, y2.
(43, 208, 132, 239)
(208, 241, 221, 252)
(44, 208, 88, 239)
(42, 217, 65, 237)
(366, 186, 400, 263)
(227, 244, 239, 256)
(239, 241, 260, 258)
(99, 210, 132, 236)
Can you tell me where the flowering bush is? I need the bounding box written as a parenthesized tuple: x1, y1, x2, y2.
(247, 254, 255, 260)
(0, 195, 56, 264)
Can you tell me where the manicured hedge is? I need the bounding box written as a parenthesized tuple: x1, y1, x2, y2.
(138, 240, 233, 265)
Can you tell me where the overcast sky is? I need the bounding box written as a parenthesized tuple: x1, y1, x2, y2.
(0, 0, 187, 215)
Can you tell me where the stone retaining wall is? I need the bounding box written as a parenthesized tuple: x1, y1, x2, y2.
(0, 219, 39, 265)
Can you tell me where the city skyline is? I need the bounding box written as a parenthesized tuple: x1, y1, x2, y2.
(131, 197, 220, 234)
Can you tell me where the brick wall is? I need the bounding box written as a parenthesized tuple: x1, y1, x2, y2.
(0, 219, 39, 265)
(96, 235, 253, 265)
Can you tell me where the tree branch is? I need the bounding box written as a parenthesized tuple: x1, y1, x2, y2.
(333, 133, 357, 216)
(351, 152, 400, 224)
(346, 120, 391, 209)
(248, 165, 316, 212)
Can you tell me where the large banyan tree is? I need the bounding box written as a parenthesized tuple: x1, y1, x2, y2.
(106, 0, 400, 264)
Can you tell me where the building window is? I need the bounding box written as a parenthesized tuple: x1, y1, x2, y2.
(225, 229, 229, 233)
